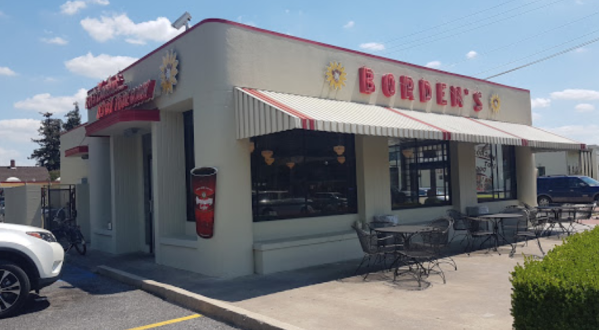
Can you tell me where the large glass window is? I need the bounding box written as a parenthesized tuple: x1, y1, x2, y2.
(389, 138, 451, 209)
(183, 110, 195, 222)
(475, 144, 517, 201)
(251, 130, 357, 222)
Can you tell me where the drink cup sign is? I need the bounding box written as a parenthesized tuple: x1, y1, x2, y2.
(190, 167, 218, 238)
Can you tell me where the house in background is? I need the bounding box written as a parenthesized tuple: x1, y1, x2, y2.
(535, 146, 598, 179)
(0, 160, 50, 185)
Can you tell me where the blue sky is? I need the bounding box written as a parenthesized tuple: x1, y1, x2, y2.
(0, 0, 598, 166)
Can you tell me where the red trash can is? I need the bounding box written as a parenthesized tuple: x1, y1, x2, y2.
(190, 167, 218, 238)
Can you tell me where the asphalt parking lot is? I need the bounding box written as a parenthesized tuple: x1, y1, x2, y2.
(0, 264, 238, 330)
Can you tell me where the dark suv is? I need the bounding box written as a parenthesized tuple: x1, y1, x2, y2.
(537, 175, 599, 205)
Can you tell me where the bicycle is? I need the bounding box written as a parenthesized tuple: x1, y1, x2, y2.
(50, 208, 87, 255)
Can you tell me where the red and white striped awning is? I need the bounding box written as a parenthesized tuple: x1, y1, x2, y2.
(235, 88, 585, 150)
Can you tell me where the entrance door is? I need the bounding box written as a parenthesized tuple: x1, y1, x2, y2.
(142, 134, 154, 254)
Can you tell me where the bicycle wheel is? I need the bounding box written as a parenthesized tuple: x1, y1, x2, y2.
(53, 229, 70, 252)
(72, 230, 87, 255)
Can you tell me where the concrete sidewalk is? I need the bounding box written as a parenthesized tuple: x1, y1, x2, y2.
(66, 224, 592, 330)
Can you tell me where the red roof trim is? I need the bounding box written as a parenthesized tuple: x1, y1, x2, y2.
(116, 18, 528, 93)
(468, 118, 528, 146)
(385, 107, 451, 140)
(65, 146, 89, 158)
(60, 123, 88, 136)
(85, 109, 160, 137)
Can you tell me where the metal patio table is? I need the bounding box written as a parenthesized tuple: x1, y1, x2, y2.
(476, 213, 522, 255)
(537, 205, 581, 235)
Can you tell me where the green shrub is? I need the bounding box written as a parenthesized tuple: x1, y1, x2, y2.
(511, 227, 599, 330)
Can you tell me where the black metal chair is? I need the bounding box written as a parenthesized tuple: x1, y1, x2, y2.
(446, 210, 469, 247)
(463, 217, 494, 255)
(510, 208, 547, 257)
(351, 223, 400, 279)
(393, 218, 453, 288)
(571, 202, 596, 231)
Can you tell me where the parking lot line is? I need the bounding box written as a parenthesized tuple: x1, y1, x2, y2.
(126, 314, 202, 330)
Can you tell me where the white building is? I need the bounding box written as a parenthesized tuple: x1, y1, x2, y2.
(60, 19, 585, 278)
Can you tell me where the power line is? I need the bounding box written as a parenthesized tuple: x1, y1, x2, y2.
(484, 37, 599, 80)
(382, 0, 567, 55)
(380, 0, 523, 44)
(477, 27, 599, 76)
(446, 10, 599, 67)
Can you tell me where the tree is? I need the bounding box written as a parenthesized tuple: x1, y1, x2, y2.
(63, 102, 82, 131)
(30, 112, 62, 171)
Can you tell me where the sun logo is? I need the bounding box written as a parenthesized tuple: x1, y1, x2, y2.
(490, 94, 501, 113)
(160, 50, 179, 94)
(325, 62, 347, 90)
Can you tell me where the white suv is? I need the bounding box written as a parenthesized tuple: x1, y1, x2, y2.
(0, 223, 64, 318)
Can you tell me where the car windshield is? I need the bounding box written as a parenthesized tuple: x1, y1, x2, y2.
(580, 176, 599, 187)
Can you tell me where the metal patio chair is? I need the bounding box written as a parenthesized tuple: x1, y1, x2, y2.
(393, 218, 452, 288)
(510, 208, 547, 257)
(463, 216, 494, 255)
(446, 210, 470, 247)
(352, 223, 401, 279)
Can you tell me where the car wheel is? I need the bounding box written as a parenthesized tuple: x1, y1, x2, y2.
(0, 262, 31, 318)
(538, 196, 551, 206)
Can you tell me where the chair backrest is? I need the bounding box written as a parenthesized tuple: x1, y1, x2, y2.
(423, 217, 452, 250)
(352, 224, 377, 254)
(446, 210, 467, 231)
(575, 204, 594, 219)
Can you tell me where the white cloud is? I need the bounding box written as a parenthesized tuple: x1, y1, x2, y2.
(0, 67, 16, 76)
(14, 89, 87, 115)
(542, 125, 599, 145)
(466, 51, 478, 59)
(285, 9, 290, 14)
(359, 42, 385, 51)
(531, 98, 551, 109)
(61, 1, 87, 15)
(575, 103, 595, 112)
(41, 37, 68, 45)
(532, 112, 542, 121)
(343, 21, 355, 29)
(425, 61, 442, 69)
(0, 147, 23, 168)
(550, 89, 599, 101)
(81, 14, 184, 44)
(89, 0, 109, 4)
(0, 119, 40, 144)
(575, 47, 587, 53)
(65, 52, 138, 79)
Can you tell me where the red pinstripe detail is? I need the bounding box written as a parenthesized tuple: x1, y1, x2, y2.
(384, 108, 451, 140)
(242, 88, 315, 130)
(115, 19, 528, 94)
(467, 118, 528, 146)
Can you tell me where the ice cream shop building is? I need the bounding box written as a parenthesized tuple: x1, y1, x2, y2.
(60, 19, 585, 277)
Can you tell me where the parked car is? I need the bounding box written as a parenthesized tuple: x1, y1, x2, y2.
(537, 175, 599, 205)
(253, 191, 314, 217)
(311, 192, 348, 213)
(0, 223, 64, 318)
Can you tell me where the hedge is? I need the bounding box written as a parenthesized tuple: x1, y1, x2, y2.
(511, 226, 599, 330)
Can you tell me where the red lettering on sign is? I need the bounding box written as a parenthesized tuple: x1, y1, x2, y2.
(400, 76, 415, 100)
(419, 79, 432, 102)
(86, 73, 127, 109)
(381, 74, 396, 97)
(450, 86, 463, 107)
(436, 83, 447, 106)
(96, 80, 157, 119)
(359, 67, 376, 94)
(473, 91, 483, 112)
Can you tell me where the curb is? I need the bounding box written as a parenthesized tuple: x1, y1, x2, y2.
(96, 265, 304, 330)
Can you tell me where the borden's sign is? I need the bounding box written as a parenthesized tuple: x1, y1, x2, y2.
(95, 80, 156, 120)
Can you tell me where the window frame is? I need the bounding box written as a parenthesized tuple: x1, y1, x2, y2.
(476, 144, 517, 202)
(183, 110, 195, 222)
(250, 130, 358, 222)
(389, 139, 452, 210)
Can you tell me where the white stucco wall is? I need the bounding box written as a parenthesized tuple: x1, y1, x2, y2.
(4, 185, 42, 228)
(60, 126, 89, 185)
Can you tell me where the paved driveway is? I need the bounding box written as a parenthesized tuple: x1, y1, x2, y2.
(0, 264, 237, 330)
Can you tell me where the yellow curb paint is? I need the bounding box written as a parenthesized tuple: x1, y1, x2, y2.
(126, 314, 202, 330)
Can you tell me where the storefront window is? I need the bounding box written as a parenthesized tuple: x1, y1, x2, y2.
(389, 139, 451, 209)
(251, 130, 357, 222)
(184, 110, 195, 222)
(475, 144, 517, 201)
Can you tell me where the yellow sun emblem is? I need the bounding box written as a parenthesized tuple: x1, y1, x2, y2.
(160, 50, 179, 94)
(325, 62, 347, 90)
(490, 94, 501, 113)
